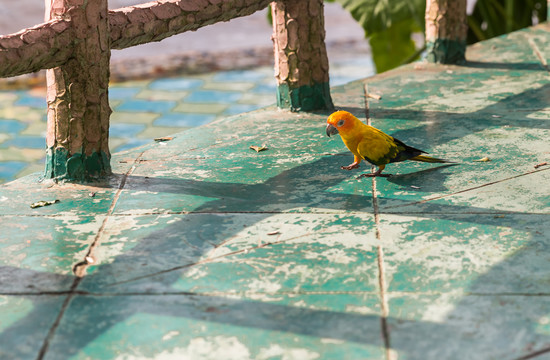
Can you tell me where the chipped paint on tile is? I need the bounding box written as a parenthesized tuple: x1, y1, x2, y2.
(115, 336, 252, 360)
(257, 344, 320, 360)
(56, 215, 105, 238)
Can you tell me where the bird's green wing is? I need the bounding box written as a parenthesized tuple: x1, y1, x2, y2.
(356, 127, 402, 166)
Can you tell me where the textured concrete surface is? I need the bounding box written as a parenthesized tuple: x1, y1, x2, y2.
(0, 23, 549, 360)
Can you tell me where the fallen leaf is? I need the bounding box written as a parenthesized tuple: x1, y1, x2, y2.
(473, 157, 491, 162)
(154, 136, 173, 142)
(30, 199, 60, 209)
(267, 231, 280, 236)
(534, 162, 548, 169)
(89, 192, 96, 197)
(249, 145, 268, 153)
(410, 185, 420, 189)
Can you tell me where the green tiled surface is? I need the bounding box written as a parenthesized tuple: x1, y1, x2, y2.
(1, 24, 550, 360)
(0, 60, 374, 184)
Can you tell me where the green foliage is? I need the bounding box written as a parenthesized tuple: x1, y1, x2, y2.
(333, 0, 425, 36)
(467, 0, 547, 43)
(330, 0, 425, 73)
(331, 0, 547, 73)
(368, 19, 419, 73)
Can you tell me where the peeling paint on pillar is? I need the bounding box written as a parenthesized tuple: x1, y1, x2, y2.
(271, 0, 333, 112)
(44, 0, 112, 181)
(276, 82, 332, 112)
(44, 147, 111, 181)
(425, 0, 468, 64)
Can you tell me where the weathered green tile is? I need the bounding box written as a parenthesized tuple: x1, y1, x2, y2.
(377, 168, 550, 214)
(0, 214, 106, 292)
(46, 294, 384, 359)
(113, 154, 373, 214)
(0, 174, 120, 216)
(0, 295, 66, 360)
(466, 23, 550, 65)
(134, 109, 339, 163)
(386, 293, 550, 360)
(380, 213, 549, 294)
(0, 22, 547, 360)
(79, 213, 378, 294)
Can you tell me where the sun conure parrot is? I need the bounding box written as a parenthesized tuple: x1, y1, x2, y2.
(326, 110, 452, 177)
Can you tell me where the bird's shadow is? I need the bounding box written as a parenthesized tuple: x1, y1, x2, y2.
(383, 164, 460, 192)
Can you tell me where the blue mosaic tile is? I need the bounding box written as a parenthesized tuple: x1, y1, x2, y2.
(14, 94, 46, 109)
(185, 90, 242, 104)
(1, 136, 45, 149)
(0, 119, 27, 134)
(224, 104, 262, 115)
(109, 87, 142, 100)
(115, 99, 176, 113)
(149, 78, 204, 91)
(112, 139, 151, 153)
(213, 69, 268, 83)
(109, 123, 147, 138)
(331, 75, 364, 87)
(0, 161, 27, 182)
(251, 83, 276, 94)
(154, 113, 216, 127)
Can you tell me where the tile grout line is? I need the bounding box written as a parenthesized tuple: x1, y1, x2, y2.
(383, 166, 550, 210)
(365, 84, 393, 360)
(36, 277, 82, 360)
(514, 345, 550, 360)
(36, 151, 146, 360)
(73, 150, 146, 277)
(371, 176, 393, 360)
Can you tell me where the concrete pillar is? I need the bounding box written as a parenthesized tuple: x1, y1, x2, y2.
(271, 0, 333, 112)
(425, 0, 468, 64)
(45, 0, 111, 181)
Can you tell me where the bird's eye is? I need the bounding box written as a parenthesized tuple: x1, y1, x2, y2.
(337, 120, 344, 127)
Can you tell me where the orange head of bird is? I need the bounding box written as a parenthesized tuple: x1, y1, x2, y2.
(325, 110, 361, 138)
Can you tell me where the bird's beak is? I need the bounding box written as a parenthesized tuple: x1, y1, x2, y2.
(326, 123, 338, 137)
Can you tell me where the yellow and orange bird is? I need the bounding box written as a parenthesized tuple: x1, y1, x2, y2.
(326, 110, 452, 177)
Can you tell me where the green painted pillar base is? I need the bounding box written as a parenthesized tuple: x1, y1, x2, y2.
(44, 147, 111, 181)
(426, 39, 466, 64)
(276, 82, 334, 112)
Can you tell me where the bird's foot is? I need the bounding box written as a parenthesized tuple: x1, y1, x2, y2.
(341, 163, 360, 170)
(356, 173, 392, 179)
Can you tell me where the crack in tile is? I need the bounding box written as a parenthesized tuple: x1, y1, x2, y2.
(72, 151, 146, 278)
(365, 83, 393, 360)
(104, 231, 314, 288)
(383, 167, 550, 210)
